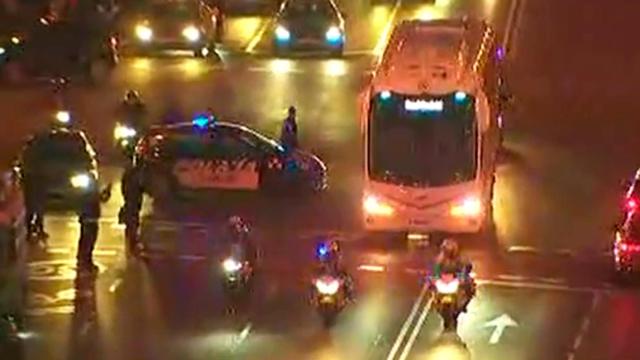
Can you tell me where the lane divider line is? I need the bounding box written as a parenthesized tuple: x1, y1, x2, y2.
(373, 0, 402, 56)
(477, 279, 608, 294)
(503, 0, 525, 53)
(398, 295, 434, 360)
(245, 19, 274, 53)
(109, 278, 123, 293)
(567, 293, 601, 360)
(386, 282, 429, 360)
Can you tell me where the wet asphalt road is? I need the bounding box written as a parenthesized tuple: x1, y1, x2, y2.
(2, 0, 640, 359)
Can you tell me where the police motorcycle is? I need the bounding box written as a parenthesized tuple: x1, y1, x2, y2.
(220, 217, 254, 296)
(430, 269, 475, 332)
(310, 241, 348, 327)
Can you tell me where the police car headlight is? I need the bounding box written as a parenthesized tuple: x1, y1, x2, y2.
(325, 26, 342, 43)
(275, 25, 291, 42)
(450, 195, 483, 218)
(182, 25, 200, 42)
(114, 124, 137, 139)
(135, 24, 153, 41)
(70, 173, 92, 189)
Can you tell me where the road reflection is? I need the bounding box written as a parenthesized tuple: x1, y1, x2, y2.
(418, 333, 471, 360)
(68, 272, 100, 359)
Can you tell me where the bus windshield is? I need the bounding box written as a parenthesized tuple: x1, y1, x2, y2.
(367, 91, 477, 187)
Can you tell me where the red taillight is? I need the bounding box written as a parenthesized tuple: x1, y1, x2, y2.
(618, 242, 640, 253)
(626, 198, 638, 211)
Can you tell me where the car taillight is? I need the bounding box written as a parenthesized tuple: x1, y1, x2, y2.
(618, 242, 640, 253)
(625, 198, 638, 211)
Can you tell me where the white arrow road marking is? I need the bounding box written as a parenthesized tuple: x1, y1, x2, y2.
(483, 314, 518, 344)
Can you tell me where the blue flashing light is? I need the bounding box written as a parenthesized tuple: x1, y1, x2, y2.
(380, 90, 391, 100)
(454, 91, 467, 102)
(316, 243, 329, 258)
(192, 115, 210, 128)
(496, 46, 505, 61)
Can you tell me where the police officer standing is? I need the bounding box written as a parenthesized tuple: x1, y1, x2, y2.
(76, 191, 101, 272)
(119, 165, 144, 257)
(280, 106, 299, 152)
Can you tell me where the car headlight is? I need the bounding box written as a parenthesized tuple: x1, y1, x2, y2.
(325, 26, 342, 43)
(70, 173, 92, 189)
(222, 258, 242, 273)
(135, 24, 153, 41)
(10, 36, 20, 45)
(0, 47, 5, 55)
(314, 278, 340, 295)
(450, 195, 482, 218)
(114, 124, 137, 140)
(275, 25, 291, 42)
(182, 25, 200, 42)
(363, 194, 395, 216)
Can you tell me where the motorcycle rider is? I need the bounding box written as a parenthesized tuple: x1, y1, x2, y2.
(223, 216, 257, 268)
(430, 238, 475, 311)
(119, 90, 147, 129)
(279, 106, 299, 152)
(313, 238, 354, 301)
(119, 164, 144, 257)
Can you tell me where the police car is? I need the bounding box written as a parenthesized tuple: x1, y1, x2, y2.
(16, 114, 101, 208)
(273, 0, 345, 56)
(133, 115, 327, 199)
(121, 0, 217, 57)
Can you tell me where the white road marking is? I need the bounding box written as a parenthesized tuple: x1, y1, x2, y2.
(109, 278, 123, 293)
(247, 66, 304, 74)
(373, 0, 402, 56)
(483, 314, 518, 344)
(94, 249, 118, 257)
(567, 293, 602, 360)
(478, 278, 608, 294)
(507, 245, 539, 253)
(245, 19, 273, 53)
(503, 0, 525, 51)
(498, 274, 527, 281)
(358, 264, 386, 272)
(398, 295, 434, 360)
(46, 247, 70, 255)
(386, 282, 429, 360)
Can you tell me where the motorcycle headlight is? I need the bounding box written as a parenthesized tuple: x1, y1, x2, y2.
(10, 36, 20, 45)
(435, 278, 460, 294)
(135, 24, 153, 41)
(275, 25, 291, 42)
(450, 195, 482, 218)
(363, 194, 395, 216)
(0, 47, 5, 55)
(222, 258, 242, 273)
(114, 124, 137, 139)
(325, 26, 342, 43)
(55, 110, 71, 124)
(182, 25, 200, 42)
(314, 278, 340, 295)
(70, 173, 92, 189)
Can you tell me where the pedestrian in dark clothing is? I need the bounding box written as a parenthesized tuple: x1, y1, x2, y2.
(119, 165, 143, 256)
(76, 194, 101, 272)
(280, 106, 299, 152)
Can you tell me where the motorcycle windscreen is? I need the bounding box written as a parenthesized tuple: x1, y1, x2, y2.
(172, 158, 259, 190)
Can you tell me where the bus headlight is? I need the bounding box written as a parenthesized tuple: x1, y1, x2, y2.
(450, 195, 482, 218)
(70, 173, 92, 189)
(325, 26, 342, 43)
(114, 124, 137, 140)
(182, 25, 200, 42)
(275, 25, 291, 42)
(364, 194, 395, 216)
(135, 24, 153, 41)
